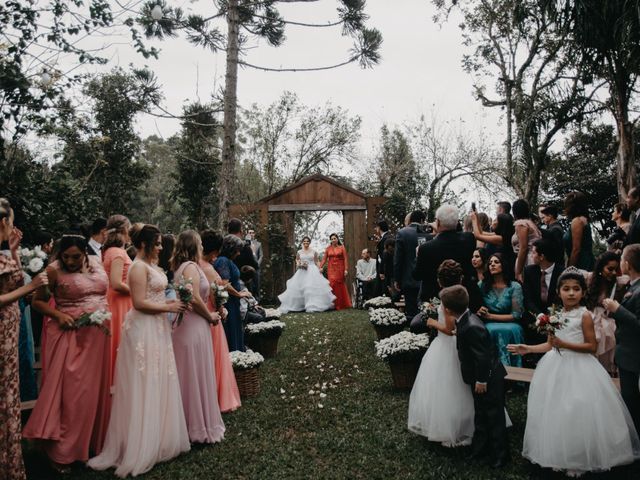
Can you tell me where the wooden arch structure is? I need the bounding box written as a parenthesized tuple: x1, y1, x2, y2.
(229, 174, 385, 298)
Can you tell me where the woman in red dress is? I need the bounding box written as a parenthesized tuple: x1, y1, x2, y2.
(320, 233, 352, 310)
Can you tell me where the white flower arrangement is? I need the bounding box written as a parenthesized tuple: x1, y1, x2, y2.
(229, 349, 265, 370)
(245, 320, 286, 335)
(20, 247, 48, 275)
(368, 308, 406, 326)
(263, 308, 281, 319)
(374, 331, 429, 362)
(363, 296, 393, 309)
(89, 310, 112, 325)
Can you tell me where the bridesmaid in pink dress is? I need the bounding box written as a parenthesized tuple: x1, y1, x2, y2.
(88, 225, 190, 477)
(102, 215, 133, 385)
(23, 234, 111, 473)
(200, 229, 241, 413)
(172, 230, 225, 443)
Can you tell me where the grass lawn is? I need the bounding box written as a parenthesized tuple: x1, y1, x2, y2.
(24, 309, 639, 479)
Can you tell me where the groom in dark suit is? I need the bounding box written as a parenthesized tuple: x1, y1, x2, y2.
(440, 285, 509, 468)
(603, 244, 640, 432)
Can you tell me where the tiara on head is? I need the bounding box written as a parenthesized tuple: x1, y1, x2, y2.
(61, 234, 85, 239)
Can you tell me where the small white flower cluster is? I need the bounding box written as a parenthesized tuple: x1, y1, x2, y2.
(263, 308, 282, 319)
(363, 296, 393, 308)
(420, 297, 441, 316)
(374, 331, 429, 361)
(89, 309, 112, 326)
(245, 320, 286, 334)
(20, 246, 47, 274)
(229, 349, 265, 370)
(368, 308, 406, 326)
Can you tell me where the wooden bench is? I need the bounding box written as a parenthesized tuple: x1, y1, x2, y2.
(506, 366, 620, 390)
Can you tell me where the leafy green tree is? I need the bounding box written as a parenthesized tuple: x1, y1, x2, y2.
(173, 102, 222, 229)
(548, 1, 640, 199)
(139, 0, 382, 227)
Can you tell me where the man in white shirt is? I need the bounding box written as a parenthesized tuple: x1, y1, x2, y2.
(356, 248, 377, 301)
(87, 217, 107, 261)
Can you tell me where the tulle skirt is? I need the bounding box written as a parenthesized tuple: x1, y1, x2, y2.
(278, 265, 335, 313)
(408, 335, 474, 446)
(523, 349, 640, 474)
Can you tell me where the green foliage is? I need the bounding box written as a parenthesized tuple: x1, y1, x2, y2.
(173, 102, 222, 229)
(544, 123, 640, 233)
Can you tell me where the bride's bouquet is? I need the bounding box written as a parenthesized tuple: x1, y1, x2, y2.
(297, 260, 309, 270)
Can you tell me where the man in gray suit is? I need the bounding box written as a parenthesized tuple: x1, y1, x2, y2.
(603, 243, 640, 432)
(246, 229, 263, 302)
(394, 210, 432, 321)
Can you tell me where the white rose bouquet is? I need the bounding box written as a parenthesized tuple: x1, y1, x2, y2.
(229, 349, 265, 370)
(211, 283, 229, 307)
(368, 308, 406, 326)
(20, 246, 47, 275)
(374, 331, 429, 362)
(63, 309, 112, 335)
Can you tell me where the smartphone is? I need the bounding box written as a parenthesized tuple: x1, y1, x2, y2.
(471, 202, 477, 212)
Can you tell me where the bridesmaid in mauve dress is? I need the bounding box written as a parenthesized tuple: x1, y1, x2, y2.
(102, 215, 133, 385)
(200, 229, 241, 413)
(0, 198, 49, 480)
(23, 234, 111, 473)
(88, 225, 190, 477)
(172, 230, 225, 443)
(319, 233, 352, 310)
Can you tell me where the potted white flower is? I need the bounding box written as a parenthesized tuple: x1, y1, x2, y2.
(375, 331, 429, 390)
(245, 320, 286, 358)
(368, 307, 407, 339)
(363, 296, 393, 309)
(263, 308, 282, 320)
(230, 349, 265, 397)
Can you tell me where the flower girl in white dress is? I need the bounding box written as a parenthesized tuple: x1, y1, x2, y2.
(508, 269, 640, 477)
(278, 236, 335, 313)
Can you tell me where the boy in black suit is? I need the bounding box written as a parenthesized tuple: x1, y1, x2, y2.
(440, 285, 509, 468)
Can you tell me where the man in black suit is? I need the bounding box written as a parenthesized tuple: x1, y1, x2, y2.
(441, 285, 509, 468)
(523, 238, 564, 330)
(413, 204, 475, 302)
(539, 205, 564, 264)
(603, 244, 640, 432)
(86, 217, 107, 259)
(374, 220, 391, 296)
(228, 218, 259, 272)
(624, 187, 640, 245)
(394, 211, 431, 320)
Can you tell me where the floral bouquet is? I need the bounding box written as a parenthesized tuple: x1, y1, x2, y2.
(212, 283, 229, 307)
(420, 297, 441, 318)
(297, 260, 309, 270)
(62, 309, 111, 335)
(531, 306, 568, 353)
(20, 246, 47, 275)
(171, 277, 193, 327)
(368, 308, 406, 327)
(374, 331, 429, 363)
(363, 296, 393, 309)
(229, 349, 265, 371)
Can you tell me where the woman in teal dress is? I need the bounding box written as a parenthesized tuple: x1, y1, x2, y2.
(563, 191, 595, 271)
(477, 252, 524, 367)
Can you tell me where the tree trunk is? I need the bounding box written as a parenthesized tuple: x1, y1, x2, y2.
(616, 118, 635, 202)
(218, 0, 240, 229)
(524, 153, 542, 206)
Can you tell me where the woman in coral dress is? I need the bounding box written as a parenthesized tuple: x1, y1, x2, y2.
(23, 234, 111, 473)
(102, 215, 132, 384)
(0, 199, 48, 480)
(171, 230, 226, 443)
(200, 229, 241, 413)
(88, 225, 190, 477)
(319, 233, 351, 310)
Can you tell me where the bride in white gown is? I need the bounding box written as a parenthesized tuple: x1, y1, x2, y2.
(278, 236, 335, 313)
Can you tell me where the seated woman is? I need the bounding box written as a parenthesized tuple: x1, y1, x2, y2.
(477, 252, 524, 367)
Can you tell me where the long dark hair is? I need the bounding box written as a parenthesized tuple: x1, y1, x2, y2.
(57, 234, 90, 272)
(158, 234, 175, 273)
(586, 251, 620, 309)
(482, 252, 514, 294)
(329, 233, 342, 246)
(494, 214, 515, 251)
(564, 191, 590, 219)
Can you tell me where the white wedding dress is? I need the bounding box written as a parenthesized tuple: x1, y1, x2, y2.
(523, 306, 640, 475)
(278, 249, 335, 313)
(408, 305, 475, 446)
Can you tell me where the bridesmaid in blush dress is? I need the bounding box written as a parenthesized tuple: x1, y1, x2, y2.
(319, 233, 352, 310)
(88, 225, 190, 477)
(172, 230, 225, 443)
(200, 229, 241, 413)
(102, 215, 133, 385)
(23, 234, 111, 473)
